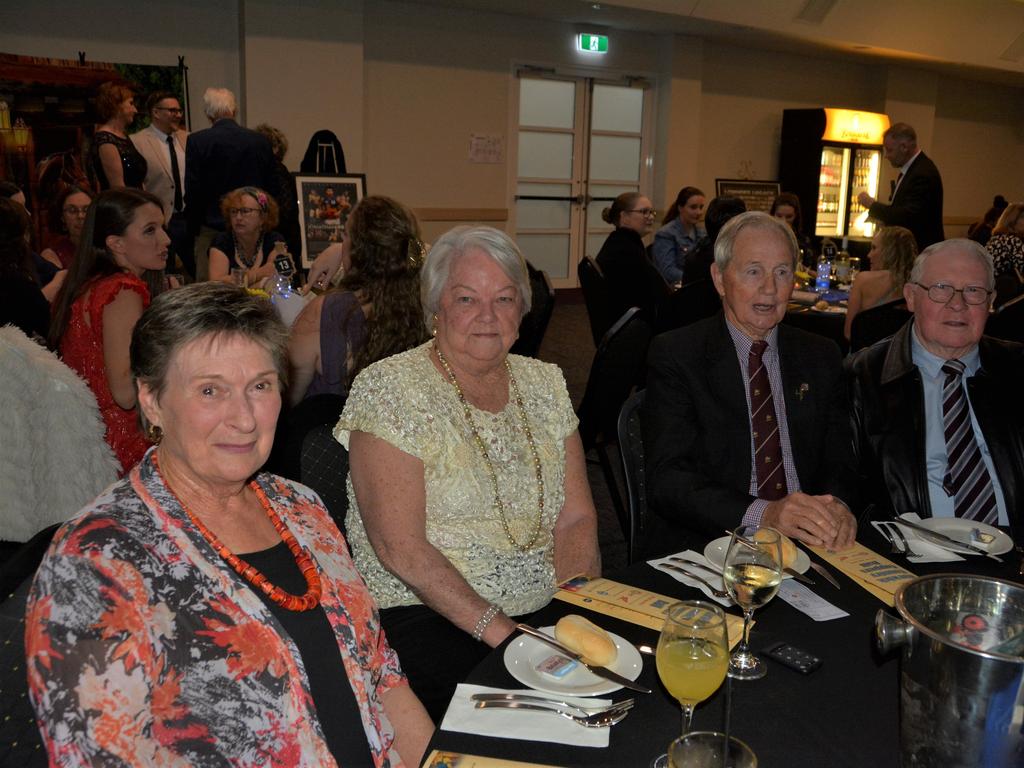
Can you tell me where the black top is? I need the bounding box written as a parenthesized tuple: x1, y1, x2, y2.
(237, 542, 374, 766)
(90, 131, 148, 190)
(595, 227, 667, 323)
(210, 230, 286, 272)
(0, 272, 49, 340)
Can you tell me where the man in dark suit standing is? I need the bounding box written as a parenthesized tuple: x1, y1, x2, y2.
(184, 87, 277, 279)
(847, 239, 1024, 536)
(643, 212, 858, 553)
(857, 122, 944, 251)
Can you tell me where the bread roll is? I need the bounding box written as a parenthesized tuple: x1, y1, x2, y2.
(554, 615, 618, 666)
(754, 528, 799, 569)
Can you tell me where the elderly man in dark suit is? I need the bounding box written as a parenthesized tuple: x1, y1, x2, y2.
(857, 122, 944, 251)
(847, 239, 1024, 536)
(184, 87, 277, 279)
(643, 211, 858, 553)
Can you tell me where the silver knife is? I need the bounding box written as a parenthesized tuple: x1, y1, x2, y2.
(892, 518, 1003, 562)
(514, 623, 652, 694)
(809, 561, 840, 589)
(671, 555, 816, 588)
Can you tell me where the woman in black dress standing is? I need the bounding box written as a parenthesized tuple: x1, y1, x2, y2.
(595, 191, 666, 322)
(90, 82, 147, 190)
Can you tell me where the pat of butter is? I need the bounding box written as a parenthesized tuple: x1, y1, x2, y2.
(536, 654, 578, 678)
(970, 528, 996, 549)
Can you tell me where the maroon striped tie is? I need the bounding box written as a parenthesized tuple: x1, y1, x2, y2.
(941, 359, 997, 524)
(750, 340, 786, 501)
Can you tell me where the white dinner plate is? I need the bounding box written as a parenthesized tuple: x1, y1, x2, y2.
(502, 625, 643, 697)
(703, 535, 810, 577)
(906, 516, 1013, 556)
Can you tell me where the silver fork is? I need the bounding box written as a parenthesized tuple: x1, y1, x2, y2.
(471, 692, 635, 718)
(883, 522, 920, 558)
(877, 522, 902, 554)
(661, 562, 731, 599)
(473, 700, 632, 727)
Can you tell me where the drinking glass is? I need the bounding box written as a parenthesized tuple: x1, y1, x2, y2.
(722, 526, 783, 680)
(668, 731, 757, 768)
(650, 601, 729, 768)
(230, 267, 248, 288)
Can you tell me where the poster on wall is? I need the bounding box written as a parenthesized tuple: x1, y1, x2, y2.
(0, 52, 185, 247)
(294, 173, 366, 268)
(714, 178, 781, 214)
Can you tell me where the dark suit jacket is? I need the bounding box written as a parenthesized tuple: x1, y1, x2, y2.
(847, 320, 1024, 538)
(867, 151, 944, 251)
(184, 119, 277, 234)
(643, 313, 858, 548)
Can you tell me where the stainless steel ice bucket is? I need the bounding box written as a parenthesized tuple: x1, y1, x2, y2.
(876, 574, 1024, 767)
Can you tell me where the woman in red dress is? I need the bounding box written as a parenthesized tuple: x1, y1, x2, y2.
(49, 188, 171, 474)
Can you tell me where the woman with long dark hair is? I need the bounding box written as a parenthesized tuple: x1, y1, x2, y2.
(41, 184, 94, 270)
(653, 185, 705, 285)
(49, 188, 170, 473)
(288, 195, 428, 405)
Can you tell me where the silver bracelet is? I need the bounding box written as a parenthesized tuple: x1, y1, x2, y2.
(472, 603, 501, 641)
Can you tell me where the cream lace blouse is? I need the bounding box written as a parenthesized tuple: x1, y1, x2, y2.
(335, 342, 578, 615)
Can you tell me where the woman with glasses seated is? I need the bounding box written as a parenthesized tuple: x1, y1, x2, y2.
(208, 186, 290, 287)
(42, 185, 94, 271)
(595, 191, 668, 323)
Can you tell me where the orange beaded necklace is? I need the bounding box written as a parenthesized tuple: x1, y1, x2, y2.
(153, 453, 322, 611)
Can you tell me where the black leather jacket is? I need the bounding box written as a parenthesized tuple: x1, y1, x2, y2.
(846, 320, 1024, 538)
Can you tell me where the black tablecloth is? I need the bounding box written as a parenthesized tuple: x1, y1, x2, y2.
(783, 307, 848, 355)
(426, 527, 1021, 767)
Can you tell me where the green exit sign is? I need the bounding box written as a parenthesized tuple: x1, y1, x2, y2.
(577, 34, 609, 54)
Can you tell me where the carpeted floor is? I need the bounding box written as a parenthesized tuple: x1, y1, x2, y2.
(536, 291, 629, 572)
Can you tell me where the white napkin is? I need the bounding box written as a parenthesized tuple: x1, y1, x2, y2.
(872, 514, 964, 564)
(440, 684, 611, 747)
(648, 549, 733, 607)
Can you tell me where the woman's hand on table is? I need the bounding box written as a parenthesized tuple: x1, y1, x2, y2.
(762, 492, 857, 551)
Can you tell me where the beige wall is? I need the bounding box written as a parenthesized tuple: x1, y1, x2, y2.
(3, 0, 1023, 233)
(0, 0, 241, 130)
(242, 0, 365, 171)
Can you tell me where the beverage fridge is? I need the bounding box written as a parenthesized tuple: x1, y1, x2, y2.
(779, 108, 890, 244)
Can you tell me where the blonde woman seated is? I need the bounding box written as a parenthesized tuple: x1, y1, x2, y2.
(336, 226, 601, 721)
(844, 226, 917, 340)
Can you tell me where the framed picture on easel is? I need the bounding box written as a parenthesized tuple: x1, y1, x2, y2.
(293, 173, 366, 268)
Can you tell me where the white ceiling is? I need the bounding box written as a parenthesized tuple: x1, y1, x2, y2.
(403, 0, 1024, 85)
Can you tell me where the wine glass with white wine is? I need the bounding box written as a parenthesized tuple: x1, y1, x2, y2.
(722, 526, 783, 680)
(650, 601, 729, 768)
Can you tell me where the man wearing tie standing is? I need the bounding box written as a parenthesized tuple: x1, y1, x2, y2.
(848, 240, 1024, 535)
(857, 122, 944, 251)
(131, 92, 193, 277)
(643, 212, 858, 554)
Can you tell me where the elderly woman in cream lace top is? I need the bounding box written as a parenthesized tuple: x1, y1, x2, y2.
(335, 225, 600, 720)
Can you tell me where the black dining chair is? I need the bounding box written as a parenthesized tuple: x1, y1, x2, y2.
(510, 262, 556, 358)
(985, 291, 1024, 344)
(578, 256, 614, 347)
(616, 389, 647, 565)
(655, 277, 721, 334)
(0, 524, 59, 768)
(577, 308, 653, 543)
(269, 393, 350, 535)
(849, 298, 912, 352)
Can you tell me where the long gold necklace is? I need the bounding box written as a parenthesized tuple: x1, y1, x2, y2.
(434, 344, 545, 551)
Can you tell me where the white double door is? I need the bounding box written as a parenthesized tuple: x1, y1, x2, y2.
(513, 72, 653, 289)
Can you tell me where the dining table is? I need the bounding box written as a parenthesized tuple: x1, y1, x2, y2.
(425, 525, 1021, 767)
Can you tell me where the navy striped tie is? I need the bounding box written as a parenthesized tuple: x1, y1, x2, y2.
(941, 359, 997, 524)
(750, 341, 786, 501)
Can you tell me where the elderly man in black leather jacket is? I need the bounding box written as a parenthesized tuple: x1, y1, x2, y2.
(847, 239, 1024, 537)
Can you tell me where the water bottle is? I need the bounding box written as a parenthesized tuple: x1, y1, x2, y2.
(816, 239, 837, 292)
